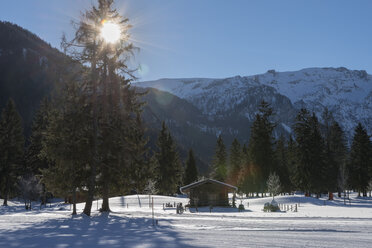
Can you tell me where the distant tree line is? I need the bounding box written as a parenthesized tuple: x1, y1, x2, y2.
(211, 100, 372, 198)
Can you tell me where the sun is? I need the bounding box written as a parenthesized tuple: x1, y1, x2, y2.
(100, 20, 121, 43)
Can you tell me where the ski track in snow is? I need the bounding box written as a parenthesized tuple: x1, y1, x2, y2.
(1, 193, 372, 247)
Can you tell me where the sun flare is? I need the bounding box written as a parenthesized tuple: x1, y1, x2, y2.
(100, 20, 121, 43)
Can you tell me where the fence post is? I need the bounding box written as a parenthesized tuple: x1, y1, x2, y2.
(152, 197, 155, 226)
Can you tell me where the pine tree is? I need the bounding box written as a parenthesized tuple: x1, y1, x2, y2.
(61, 0, 142, 215)
(41, 81, 89, 215)
(228, 138, 242, 185)
(127, 113, 153, 194)
(321, 109, 343, 198)
(211, 135, 227, 182)
(274, 135, 291, 193)
(237, 144, 252, 195)
(329, 121, 348, 197)
(248, 100, 275, 194)
(0, 99, 25, 206)
(293, 109, 326, 196)
(26, 97, 51, 176)
(184, 149, 198, 185)
(349, 123, 372, 197)
(287, 136, 299, 190)
(155, 122, 183, 195)
(25, 97, 51, 204)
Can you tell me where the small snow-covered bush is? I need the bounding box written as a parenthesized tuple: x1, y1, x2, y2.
(263, 200, 280, 212)
(238, 204, 245, 211)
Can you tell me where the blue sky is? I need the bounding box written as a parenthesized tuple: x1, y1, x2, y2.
(1, 0, 372, 81)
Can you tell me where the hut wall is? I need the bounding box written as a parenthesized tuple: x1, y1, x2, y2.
(189, 183, 230, 207)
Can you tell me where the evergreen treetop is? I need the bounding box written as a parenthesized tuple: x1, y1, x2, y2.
(184, 149, 198, 185)
(211, 135, 227, 182)
(0, 98, 25, 206)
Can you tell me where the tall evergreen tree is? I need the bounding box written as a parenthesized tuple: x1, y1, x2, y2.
(293, 109, 326, 196)
(287, 136, 299, 190)
(321, 109, 341, 198)
(41, 81, 89, 215)
(237, 144, 254, 195)
(349, 123, 372, 197)
(274, 135, 291, 193)
(61, 0, 142, 215)
(248, 100, 275, 193)
(25, 97, 51, 176)
(228, 138, 242, 185)
(329, 121, 348, 197)
(0, 99, 24, 206)
(25, 97, 51, 204)
(155, 122, 182, 195)
(184, 149, 198, 185)
(127, 113, 153, 194)
(211, 135, 227, 182)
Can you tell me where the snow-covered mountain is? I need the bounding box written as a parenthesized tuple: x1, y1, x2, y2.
(137, 67, 372, 141)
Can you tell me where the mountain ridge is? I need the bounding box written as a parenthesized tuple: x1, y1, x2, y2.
(136, 67, 372, 142)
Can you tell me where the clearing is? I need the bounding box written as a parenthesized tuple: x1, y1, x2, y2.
(1, 193, 372, 247)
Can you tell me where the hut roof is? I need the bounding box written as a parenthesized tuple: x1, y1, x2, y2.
(180, 178, 237, 194)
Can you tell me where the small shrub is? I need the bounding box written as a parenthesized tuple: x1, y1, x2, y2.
(238, 204, 245, 211)
(263, 202, 280, 212)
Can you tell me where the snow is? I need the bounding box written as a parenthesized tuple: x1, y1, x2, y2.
(281, 123, 292, 133)
(180, 178, 237, 194)
(22, 48, 27, 60)
(1, 193, 372, 247)
(135, 67, 372, 138)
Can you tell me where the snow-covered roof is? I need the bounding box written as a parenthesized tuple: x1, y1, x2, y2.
(180, 178, 237, 194)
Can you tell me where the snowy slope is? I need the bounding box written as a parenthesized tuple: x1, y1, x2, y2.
(1, 193, 372, 247)
(137, 67, 372, 138)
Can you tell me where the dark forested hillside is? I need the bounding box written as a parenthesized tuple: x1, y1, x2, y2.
(0, 21, 66, 137)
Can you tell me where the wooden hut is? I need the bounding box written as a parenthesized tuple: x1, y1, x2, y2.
(180, 178, 237, 207)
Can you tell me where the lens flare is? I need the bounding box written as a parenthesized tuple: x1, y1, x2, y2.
(138, 63, 149, 77)
(100, 20, 121, 43)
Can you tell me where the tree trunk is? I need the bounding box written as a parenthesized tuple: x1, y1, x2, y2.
(328, 192, 333, 200)
(83, 57, 98, 217)
(344, 190, 346, 205)
(3, 178, 9, 206)
(101, 182, 110, 212)
(72, 188, 77, 215)
(42, 184, 46, 206)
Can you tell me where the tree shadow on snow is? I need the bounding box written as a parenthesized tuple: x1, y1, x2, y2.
(187, 206, 252, 213)
(0, 213, 205, 248)
(273, 195, 372, 209)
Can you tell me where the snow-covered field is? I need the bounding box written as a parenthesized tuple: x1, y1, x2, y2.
(1, 193, 372, 247)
